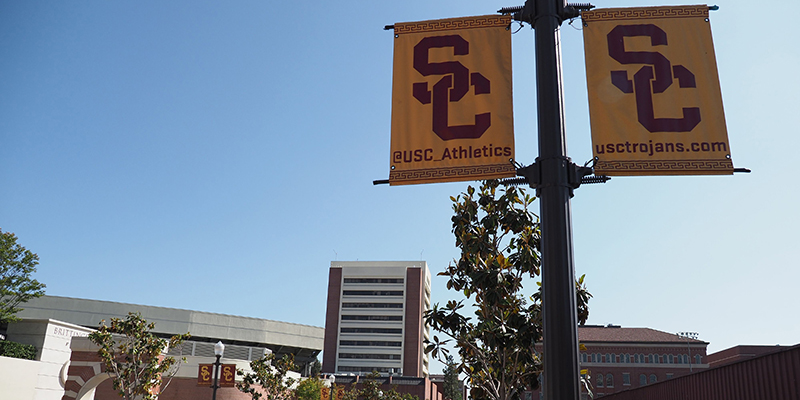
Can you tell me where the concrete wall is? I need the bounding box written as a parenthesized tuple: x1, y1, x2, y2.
(6, 319, 93, 400)
(0, 355, 40, 400)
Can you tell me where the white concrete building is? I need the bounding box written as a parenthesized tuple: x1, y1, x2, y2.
(321, 261, 431, 377)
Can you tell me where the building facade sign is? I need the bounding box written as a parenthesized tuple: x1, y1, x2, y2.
(389, 15, 515, 185)
(582, 5, 734, 176)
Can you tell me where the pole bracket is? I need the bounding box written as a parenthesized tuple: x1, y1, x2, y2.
(498, 1, 594, 23)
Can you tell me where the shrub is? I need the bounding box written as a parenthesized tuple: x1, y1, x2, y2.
(0, 340, 37, 360)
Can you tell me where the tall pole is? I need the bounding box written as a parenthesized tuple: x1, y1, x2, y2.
(212, 353, 221, 400)
(533, 0, 580, 399)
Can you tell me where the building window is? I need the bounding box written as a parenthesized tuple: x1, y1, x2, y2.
(649, 374, 657, 383)
(622, 373, 630, 386)
(668, 354, 674, 364)
(648, 354, 655, 363)
(344, 278, 404, 284)
(339, 340, 401, 347)
(606, 353, 612, 363)
(342, 315, 403, 321)
(623, 354, 630, 364)
(342, 303, 403, 309)
(606, 374, 613, 388)
(596, 374, 604, 388)
(339, 353, 401, 360)
(639, 374, 646, 386)
(695, 354, 702, 364)
(666, 373, 674, 379)
(342, 290, 404, 296)
(338, 366, 396, 373)
(581, 353, 587, 363)
(341, 327, 402, 334)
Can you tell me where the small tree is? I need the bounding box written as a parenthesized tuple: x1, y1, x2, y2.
(424, 180, 591, 400)
(237, 353, 299, 400)
(442, 355, 462, 400)
(0, 229, 46, 324)
(310, 358, 322, 378)
(88, 312, 189, 400)
(295, 376, 325, 400)
(343, 372, 419, 400)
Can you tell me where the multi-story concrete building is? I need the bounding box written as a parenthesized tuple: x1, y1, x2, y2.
(322, 261, 431, 377)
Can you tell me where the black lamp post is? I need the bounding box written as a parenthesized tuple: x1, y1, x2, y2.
(212, 341, 225, 400)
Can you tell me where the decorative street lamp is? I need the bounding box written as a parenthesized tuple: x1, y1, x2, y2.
(212, 341, 225, 400)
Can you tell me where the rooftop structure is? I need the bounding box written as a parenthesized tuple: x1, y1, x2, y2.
(14, 295, 324, 367)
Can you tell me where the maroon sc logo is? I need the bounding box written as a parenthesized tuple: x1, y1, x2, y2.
(412, 35, 491, 141)
(607, 24, 701, 132)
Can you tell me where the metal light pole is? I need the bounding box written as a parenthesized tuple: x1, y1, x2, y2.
(502, 1, 594, 399)
(212, 341, 225, 400)
(534, 2, 580, 399)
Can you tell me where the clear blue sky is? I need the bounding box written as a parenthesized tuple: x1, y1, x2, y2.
(2, 0, 797, 373)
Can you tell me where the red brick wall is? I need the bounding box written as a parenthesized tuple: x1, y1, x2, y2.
(403, 267, 423, 377)
(94, 377, 258, 400)
(322, 267, 342, 374)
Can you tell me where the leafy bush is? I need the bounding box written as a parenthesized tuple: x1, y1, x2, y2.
(0, 340, 37, 360)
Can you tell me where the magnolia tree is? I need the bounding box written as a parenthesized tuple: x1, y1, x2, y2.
(88, 312, 189, 400)
(237, 353, 299, 400)
(0, 229, 46, 323)
(340, 371, 419, 400)
(424, 180, 592, 400)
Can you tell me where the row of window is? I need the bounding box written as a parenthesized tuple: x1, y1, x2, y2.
(339, 353, 401, 360)
(340, 340, 402, 347)
(344, 278, 404, 284)
(342, 303, 403, 309)
(593, 372, 674, 388)
(341, 327, 402, 334)
(338, 366, 399, 373)
(343, 290, 404, 296)
(342, 315, 403, 321)
(581, 352, 702, 365)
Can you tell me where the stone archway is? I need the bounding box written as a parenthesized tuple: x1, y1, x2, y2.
(75, 372, 114, 400)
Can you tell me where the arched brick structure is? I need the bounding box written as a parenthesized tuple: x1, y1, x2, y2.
(61, 341, 108, 400)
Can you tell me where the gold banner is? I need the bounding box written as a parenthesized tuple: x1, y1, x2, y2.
(582, 5, 734, 176)
(389, 15, 515, 185)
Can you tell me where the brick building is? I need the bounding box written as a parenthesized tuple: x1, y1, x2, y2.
(532, 325, 709, 398)
(601, 344, 800, 400)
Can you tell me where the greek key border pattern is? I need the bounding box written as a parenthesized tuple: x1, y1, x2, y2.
(582, 5, 708, 22)
(595, 159, 733, 175)
(390, 163, 516, 184)
(395, 15, 511, 35)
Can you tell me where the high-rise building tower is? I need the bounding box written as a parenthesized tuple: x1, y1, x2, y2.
(322, 261, 431, 377)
